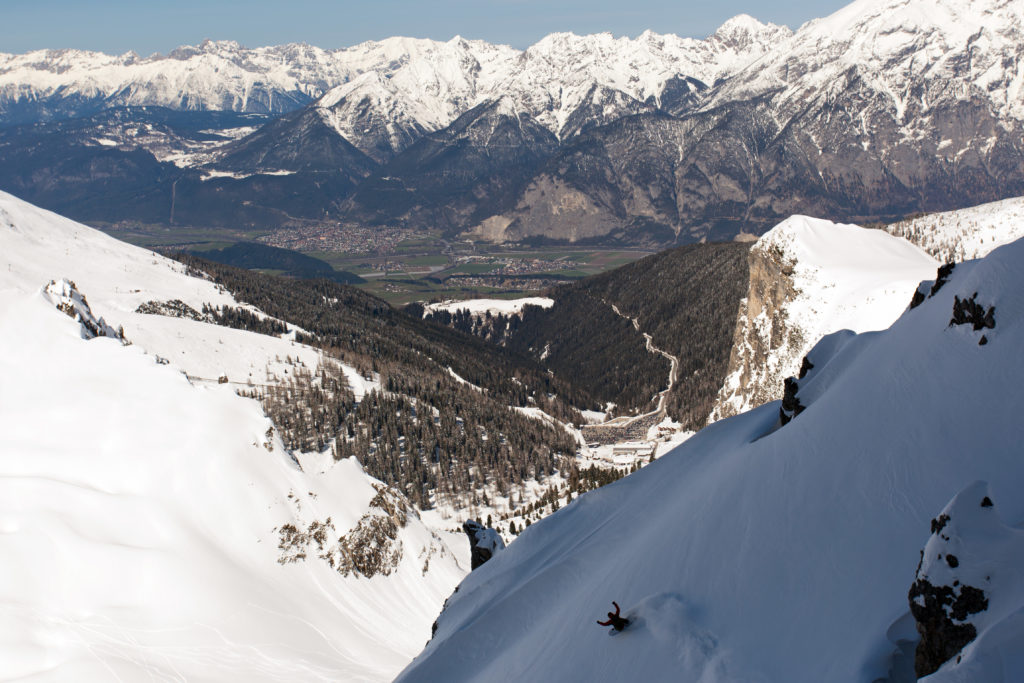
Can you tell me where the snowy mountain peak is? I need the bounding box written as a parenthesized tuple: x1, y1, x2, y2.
(0, 20, 784, 128)
(710, 13, 792, 47)
(488, 94, 521, 118)
(169, 38, 245, 59)
(714, 0, 1024, 123)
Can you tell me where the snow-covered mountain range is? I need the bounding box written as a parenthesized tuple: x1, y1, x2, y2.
(400, 209, 1024, 682)
(480, 0, 1024, 243)
(0, 190, 467, 680)
(0, 19, 787, 136)
(2, 0, 1022, 241)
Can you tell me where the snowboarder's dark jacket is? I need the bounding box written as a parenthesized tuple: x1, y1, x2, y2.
(597, 601, 629, 631)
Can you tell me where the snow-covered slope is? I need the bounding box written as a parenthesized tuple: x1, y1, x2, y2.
(884, 196, 1024, 264)
(399, 234, 1024, 682)
(425, 297, 554, 317)
(0, 191, 465, 680)
(711, 215, 937, 421)
(0, 188, 320, 385)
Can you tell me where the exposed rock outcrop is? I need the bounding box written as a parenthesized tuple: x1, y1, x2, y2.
(277, 484, 415, 578)
(463, 519, 505, 570)
(45, 278, 127, 343)
(908, 482, 999, 677)
(709, 233, 802, 421)
(949, 293, 996, 332)
(708, 217, 936, 422)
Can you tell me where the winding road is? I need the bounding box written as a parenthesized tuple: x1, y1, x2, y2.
(602, 303, 675, 421)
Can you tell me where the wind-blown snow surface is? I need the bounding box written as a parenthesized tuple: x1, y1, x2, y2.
(400, 238, 1024, 682)
(0, 191, 464, 680)
(712, 216, 937, 420)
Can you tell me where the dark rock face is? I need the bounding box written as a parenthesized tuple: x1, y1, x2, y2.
(463, 519, 505, 570)
(930, 263, 956, 297)
(949, 293, 996, 331)
(797, 357, 814, 380)
(910, 262, 956, 310)
(908, 578, 987, 677)
(778, 376, 805, 426)
(343, 98, 559, 235)
(482, 89, 1024, 245)
(212, 107, 378, 178)
(908, 484, 996, 678)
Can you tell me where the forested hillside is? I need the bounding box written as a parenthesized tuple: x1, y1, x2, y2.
(172, 254, 591, 508)
(580, 242, 751, 428)
(422, 242, 750, 429)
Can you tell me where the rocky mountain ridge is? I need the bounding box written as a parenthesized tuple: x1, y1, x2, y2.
(0, 20, 788, 138)
(477, 0, 1024, 243)
(709, 215, 938, 422)
(2, 0, 1023, 243)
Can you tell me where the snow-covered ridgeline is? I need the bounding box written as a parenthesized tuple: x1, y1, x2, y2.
(884, 195, 1024, 264)
(710, 215, 937, 421)
(4, 0, 1022, 139)
(400, 233, 1024, 682)
(0, 18, 790, 133)
(709, 0, 1024, 124)
(0, 190, 466, 680)
(0, 190, 318, 386)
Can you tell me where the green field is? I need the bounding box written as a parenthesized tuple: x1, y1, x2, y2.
(94, 224, 270, 251)
(94, 222, 655, 306)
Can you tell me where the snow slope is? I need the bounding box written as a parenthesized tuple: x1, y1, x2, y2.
(424, 297, 554, 317)
(910, 481, 1024, 681)
(0, 189, 322, 386)
(399, 236, 1024, 682)
(884, 196, 1024, 264)
(0, 191, 465, 680)
(711, 215, 937, 420)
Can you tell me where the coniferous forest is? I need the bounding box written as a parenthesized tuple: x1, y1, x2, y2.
(422, 242, 751, 430)
(173, 253, 586, 509)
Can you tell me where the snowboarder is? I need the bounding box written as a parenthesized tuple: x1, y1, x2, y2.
(597, 601, 629, 631)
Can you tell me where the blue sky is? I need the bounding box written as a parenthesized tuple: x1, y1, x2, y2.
(1, 0, 851, 55)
